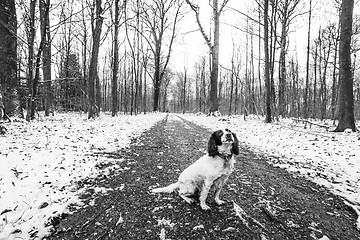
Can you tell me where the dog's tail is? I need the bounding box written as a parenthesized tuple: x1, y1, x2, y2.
(151, 182, 179, 193)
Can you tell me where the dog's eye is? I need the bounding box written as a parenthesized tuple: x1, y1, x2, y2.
(217, 130, 223, 136)
(225, 128, 231, 133)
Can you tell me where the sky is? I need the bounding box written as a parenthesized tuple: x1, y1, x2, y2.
(170, 0, 250, 72)
(169, 0, 353, 76)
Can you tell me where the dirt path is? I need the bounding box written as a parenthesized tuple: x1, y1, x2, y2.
(47, 114, 360, 240)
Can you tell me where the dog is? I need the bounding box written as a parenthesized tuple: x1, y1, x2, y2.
(151, 128, 239, 210)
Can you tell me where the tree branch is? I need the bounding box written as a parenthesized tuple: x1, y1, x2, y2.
(219, 0, 230, 13)
(185, 0, 212, 49)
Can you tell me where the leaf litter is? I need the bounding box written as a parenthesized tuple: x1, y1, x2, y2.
(1, 112, 360, 239)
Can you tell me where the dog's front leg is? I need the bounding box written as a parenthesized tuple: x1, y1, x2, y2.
(214, 181, 225, 205)
(214, 176, 229, 205)
(199, 181, 212, 210)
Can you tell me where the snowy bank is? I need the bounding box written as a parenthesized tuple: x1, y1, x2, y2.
(0, 112, 165, 240)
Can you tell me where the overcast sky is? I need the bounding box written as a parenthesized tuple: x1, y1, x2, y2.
(169, 0, 357, 77)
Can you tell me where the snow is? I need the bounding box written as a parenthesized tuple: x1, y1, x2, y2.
(180, 113, 360, 230)
(1, 112, 360, 239)
(0, 112, 165, 240)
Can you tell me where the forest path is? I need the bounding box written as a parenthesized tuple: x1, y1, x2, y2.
(47, 114, 360, 240)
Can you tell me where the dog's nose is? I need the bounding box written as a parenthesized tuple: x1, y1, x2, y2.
(225, 133, 232, 140)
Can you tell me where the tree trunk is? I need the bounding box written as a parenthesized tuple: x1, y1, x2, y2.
(201, 58, 207, 112)
(278, 16, 287, 117)
(153, 45, 161, 112)
(331, 20, 340, 120)
(143, 54, 148, 114)
(27, 33, 46, 121)
(183, 68, 187, 114)
(209, 0, 220, 113)
(258, 6, 262, 115)
(269, 1, 278, 117)
(228, 69, 234, 115)
(26, 0, 36, 120)
(88, 0, 103, 119)
(264, 0, 272, 123)
(320, 44, 331, 120)
(40, 0, 52, 117)
(303, 0, 312, 119)
(111, 0, 120, 116)
(0, 0, 21, 118)
(96, 73, 101, 111)
(26, 0, 48, 121)
(81, 0, 88, 112)
(312, 32, 319, 118)
(334, 0, 356, 132)
(185, 0, 228, 115)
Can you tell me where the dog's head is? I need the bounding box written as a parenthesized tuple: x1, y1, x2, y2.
(208, 128, 239, 157)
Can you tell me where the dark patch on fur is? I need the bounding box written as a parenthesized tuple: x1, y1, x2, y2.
(231, 133, 239, 155)
(208, 131, 222, 157)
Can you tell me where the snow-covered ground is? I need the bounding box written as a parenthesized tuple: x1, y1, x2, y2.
(181, 113, 360, 230)
(0, 112, 359, 239)
(0, 112, 166, 240)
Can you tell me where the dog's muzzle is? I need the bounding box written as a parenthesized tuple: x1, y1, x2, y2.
(225, 133, 233, 142)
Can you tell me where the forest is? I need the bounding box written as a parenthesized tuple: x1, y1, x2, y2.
(1, 1, 360, 238)
(0, 0, 359, 130)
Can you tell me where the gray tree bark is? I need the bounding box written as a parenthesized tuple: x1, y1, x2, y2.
(88, 0, 103, 119)
(0, 0, 21, 118)
(334, 0, 356, 132)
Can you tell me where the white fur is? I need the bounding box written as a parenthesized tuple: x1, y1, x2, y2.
(152, 137, 236, 210)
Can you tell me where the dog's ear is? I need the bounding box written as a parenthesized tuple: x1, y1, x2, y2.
(208, 132, 220, 157)
(231, 133, 240, 155)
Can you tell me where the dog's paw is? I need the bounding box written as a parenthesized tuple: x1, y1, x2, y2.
(200, 203, 211, 210)
(180, 195, 195, 204)
(215, 199, 226, 205)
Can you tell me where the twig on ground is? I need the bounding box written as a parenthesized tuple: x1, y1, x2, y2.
(275, 122, 334, 138)
(81, 206, 112, 229)
(262, 205, 281, 223)
(233, 201, 268, 233)
(291, 118, 331, 130)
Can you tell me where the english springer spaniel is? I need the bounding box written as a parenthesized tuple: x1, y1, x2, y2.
(152, 129, 239, 210)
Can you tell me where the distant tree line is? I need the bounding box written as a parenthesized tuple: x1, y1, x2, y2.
(0, 0, 358, 131)
(168, 0, 358, 131)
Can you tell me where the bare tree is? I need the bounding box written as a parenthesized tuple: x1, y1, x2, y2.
(40, 0, 52, 116)
(25, 0, 36, 120)
(125, 0, 145, 115)
(139, 0, 184, 112)
(185, 0, 229, 115)
(303, 0, 312, 119)
(80, 0, 90, 111)
(0, 0, 21, 119)
(335, 0, 356, 132)
(277, 0, 301, 117)
(111, 0, 122, 116)
(319, 26, 332, 119)
(161, 69, 172, 112)
(88, 0, 104, 119)
(26, 0, 49, 121)
(264, 0, 272, 123)
(331, 22, 340, 120)
(182, 67, 187, 114)
(229, 43, 242, 115)
(195, 56, 208, 112)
